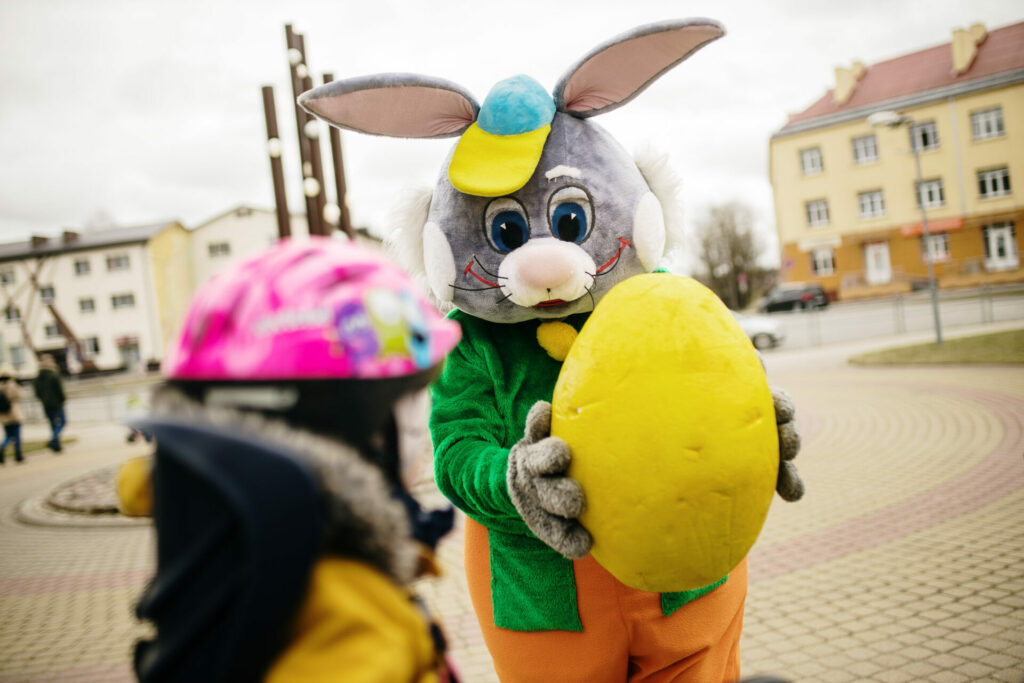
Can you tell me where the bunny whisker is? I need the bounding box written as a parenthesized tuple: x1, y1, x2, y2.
(450, 283, 505, 292)
(472, 257, 504, 280)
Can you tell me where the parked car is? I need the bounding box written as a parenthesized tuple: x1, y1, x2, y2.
(758, 283, 829, 313)
(731, 311, 785, 350)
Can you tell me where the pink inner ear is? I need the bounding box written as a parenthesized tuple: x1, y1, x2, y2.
(308, 86, 477, 138)
(562, 25, 723, 113)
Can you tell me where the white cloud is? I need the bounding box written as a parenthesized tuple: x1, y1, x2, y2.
(1, 0, 1021, 255)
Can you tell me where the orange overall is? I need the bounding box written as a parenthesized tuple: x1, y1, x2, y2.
(464, 518, 746, 682)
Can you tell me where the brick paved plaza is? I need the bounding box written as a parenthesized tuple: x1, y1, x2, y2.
(1, 328, 1022, 682)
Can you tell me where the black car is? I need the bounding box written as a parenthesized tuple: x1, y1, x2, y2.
(758, 283, 829, 313)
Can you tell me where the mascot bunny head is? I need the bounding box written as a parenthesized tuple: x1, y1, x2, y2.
(300, 19, 723, 323)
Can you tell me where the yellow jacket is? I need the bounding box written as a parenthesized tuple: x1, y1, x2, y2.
(267, 558, 441, 683)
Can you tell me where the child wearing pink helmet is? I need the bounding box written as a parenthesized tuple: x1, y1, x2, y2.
(120, 237, 461, 682)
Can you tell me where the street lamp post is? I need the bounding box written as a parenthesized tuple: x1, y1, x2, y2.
(868, 111, 944, 346)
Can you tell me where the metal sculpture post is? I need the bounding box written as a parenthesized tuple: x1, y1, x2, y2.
(869, 110, 944, 346)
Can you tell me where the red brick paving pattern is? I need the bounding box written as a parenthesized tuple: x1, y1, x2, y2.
(2, 365, 1022, 682)
(748, 385, 1024, 584)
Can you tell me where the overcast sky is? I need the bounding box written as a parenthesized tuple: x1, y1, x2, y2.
(1, 0, 1021, 265)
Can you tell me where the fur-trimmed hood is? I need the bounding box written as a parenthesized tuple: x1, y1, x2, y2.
(149, 384, 420, 585)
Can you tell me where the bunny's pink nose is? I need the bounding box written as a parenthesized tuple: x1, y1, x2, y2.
(518, 247, 576, 290)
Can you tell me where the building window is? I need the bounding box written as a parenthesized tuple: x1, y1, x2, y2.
(39, 285, 55, 302)
(208, 242, 231, 257)
(921, 234, 951, 263)
(852, 135, 878, 164)
(805, 199, 830, 227)
(4, 307, 20, 323)
(910, 121, 939, 152)
(971, 107, 1004, 140)
(79, 297, 96, 313)
(983, 222, 1019, 271)
(858, 190, 886, 218)
(811, 248, 835, 276)
(111, 293, 136, 309)
(44, 322, 61, 338)
(74, 259, 91, 276)
(0, 269, 14, 286)
(9, 346, 25, 368)
(916, 179, 945, 209)
(978, 167, 1011, 198)
(800, 147, 823, 174)
(82, 336, 100, 358)
(107, 254, 130, 271)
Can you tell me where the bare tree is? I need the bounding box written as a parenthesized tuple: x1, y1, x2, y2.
(692, 202, 776, 310)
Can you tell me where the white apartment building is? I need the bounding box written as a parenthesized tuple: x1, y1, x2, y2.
(190, 206, 309, 290)
(0, 222, 190, 376)
(0, 206, 382, 377)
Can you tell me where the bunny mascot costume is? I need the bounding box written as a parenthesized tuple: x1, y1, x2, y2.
(301, 19, 804, 682)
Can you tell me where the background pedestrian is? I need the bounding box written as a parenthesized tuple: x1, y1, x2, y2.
(0, 364, 24, 465)
(33, 354, 66, 453)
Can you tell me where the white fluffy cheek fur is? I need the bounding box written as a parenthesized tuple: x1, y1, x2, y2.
(632, 191, 666, 272)
(497, 239, 597, 308)
(422, 221, 456, 303)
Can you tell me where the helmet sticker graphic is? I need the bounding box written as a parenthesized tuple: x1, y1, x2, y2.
(331, 287, 435, 370)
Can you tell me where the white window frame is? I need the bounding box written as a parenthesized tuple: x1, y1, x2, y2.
(858, 190, 886, 219)
(852, 135, 878, 164)
(44, 322, 62, 338)
(811, 248, 835, 276)
(910, 121, 940, 152)
(921, 234, 951, 263)
(208, 242, 231, 257)
(106, 253, 131, 272)
(917, 179, 945, 209)
(971, 107, 1005, 140)
(39, 285, 55, 302)
(4, 306, 20, 323)
(800, 147, 823, 175)
(978, 167, 1011, 198)
(111, 293, 136, 310)
(82, 336, 100, 358)
(0, 269, 14, 286)
(806, 199, 830, 227)
(983, 222, 1019, 271)
(79, 297, 96, 314)
(9, 345, 25, 368)
(73, 258, 91, 276)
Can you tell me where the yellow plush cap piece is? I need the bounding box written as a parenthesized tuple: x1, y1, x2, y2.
(448, 122, 550, 197)
(551, 273, 779, 592)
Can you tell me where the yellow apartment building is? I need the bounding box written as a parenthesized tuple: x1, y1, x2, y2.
(770, 21, 1024, 300)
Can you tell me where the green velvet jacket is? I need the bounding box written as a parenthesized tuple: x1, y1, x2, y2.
(429, 309, 724, 632)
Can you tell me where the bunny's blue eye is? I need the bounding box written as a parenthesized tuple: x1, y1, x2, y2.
(552, 202, 587, 243)
(548, 187, 593, 244)
(491, 211, 529, 252)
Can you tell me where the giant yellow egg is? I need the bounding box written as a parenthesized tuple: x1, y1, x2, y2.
(551, 273, 778, 592)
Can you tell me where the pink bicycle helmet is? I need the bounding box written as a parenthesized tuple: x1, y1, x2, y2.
(164, 237, 460, 382)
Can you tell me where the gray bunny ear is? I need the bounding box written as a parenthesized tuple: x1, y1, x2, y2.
(299, 74, 480, 139)
(554, 19, 725, 118)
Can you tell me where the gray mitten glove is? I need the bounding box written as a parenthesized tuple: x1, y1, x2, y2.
(507, 401, 593, 559)
(772, 386, 805, 501)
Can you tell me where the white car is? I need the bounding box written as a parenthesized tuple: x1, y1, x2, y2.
(731, 311, 785, 350)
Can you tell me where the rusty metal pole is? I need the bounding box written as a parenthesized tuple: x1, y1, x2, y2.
(322, 72, 354, 238)
(261, 85, 291, 239)
(298, 34, 329, 235)
(285, 24, 323, 236)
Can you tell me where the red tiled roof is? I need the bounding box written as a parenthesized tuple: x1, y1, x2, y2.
(784, 21, 1024, 127)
